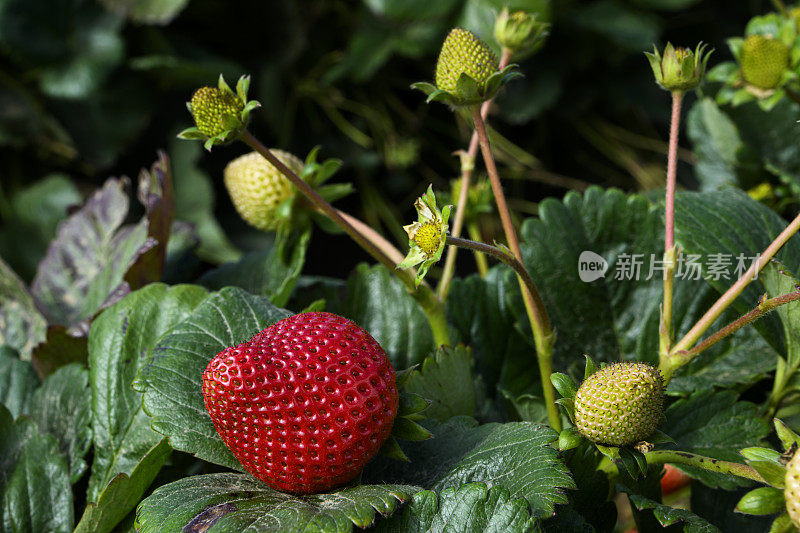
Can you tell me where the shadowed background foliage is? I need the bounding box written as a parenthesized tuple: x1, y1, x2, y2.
(0, 0, 769, 280)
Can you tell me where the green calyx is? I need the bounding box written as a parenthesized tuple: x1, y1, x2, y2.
(741, 35, 790, 90)
(787, 451, 800, 528)
(412, 28, 522, 107)
(645, 42, 712, 93)
(178, 74, 261, 151)
(493, 8, 549, 57)
(574, 362, 665, 447)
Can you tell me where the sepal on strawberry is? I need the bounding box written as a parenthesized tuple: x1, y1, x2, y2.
(412, 28, 522, 107)
(179, 74, 260, 151)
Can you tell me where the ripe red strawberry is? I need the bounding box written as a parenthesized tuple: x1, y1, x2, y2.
(202, 312, 398, 494)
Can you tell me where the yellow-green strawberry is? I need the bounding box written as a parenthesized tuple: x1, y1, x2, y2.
(435, 28, 499, 94)
(741, 35, 790, 90)
(223, 150, 304, 231)
(190, 87, 245, 138)
(574, 362, 665, 447)
(787, 450, 800, 528)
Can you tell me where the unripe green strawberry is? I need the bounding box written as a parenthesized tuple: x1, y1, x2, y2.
(435, 28, 499, 94)
(741, 35, 790, 90)
(223, 150, 304, 231)
(190, 87, 245, 138)
(787, 451, 800, 528)
(574, 362, 665, 447)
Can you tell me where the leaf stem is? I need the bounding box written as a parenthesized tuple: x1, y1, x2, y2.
(772, 0, 789, 16)
(598, 450, 767, 484)
(668, 211, 800, 359)
(660, 92, 683, 363)
(446, 235, 540, 302)
(469, 106, 559, 431)
(437, 47, 512, 299)
(239, 129, 451, 346)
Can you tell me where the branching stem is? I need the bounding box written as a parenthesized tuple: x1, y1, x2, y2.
(469, 106, 559, 431)
(598, 450, 767, 484)
(239, 129, 451, 346)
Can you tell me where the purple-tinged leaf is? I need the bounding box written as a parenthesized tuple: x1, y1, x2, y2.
(0, 257, 46, 358)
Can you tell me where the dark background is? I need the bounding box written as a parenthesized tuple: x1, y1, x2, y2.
(0, 0, 771, 280)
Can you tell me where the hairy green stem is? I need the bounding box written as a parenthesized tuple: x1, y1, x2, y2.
(669, 211, 800, 358)
(598, 450, 767, 484)
(446, 235, 540, 302)
(239, 129, 451, 346)
(466, 222, 489, 277)
(438, 47, 512, 300)
(660, 92, 683, 363)
(470, 107, 560, 431)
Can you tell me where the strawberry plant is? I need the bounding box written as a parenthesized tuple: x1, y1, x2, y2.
(8, 2, 800, 532)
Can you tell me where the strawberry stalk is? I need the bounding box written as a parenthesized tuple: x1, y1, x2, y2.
(437, 47, 513, 298)
(469, 106, 560, 432)
(659, 91, 683, 364)
(238, 128, 451, 346)
(598, 450, 766, 484)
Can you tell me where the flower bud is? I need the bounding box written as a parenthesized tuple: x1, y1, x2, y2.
(645, 42, 712, 93)
(493, 8, 548, 55)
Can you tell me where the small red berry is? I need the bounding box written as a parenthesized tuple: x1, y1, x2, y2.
(202, 312, 399, 494)
(660, 464, 691, 495)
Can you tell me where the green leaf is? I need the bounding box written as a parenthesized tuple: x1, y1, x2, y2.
(620, 487, 721, 532)
(736, 487, 786, 515)
(29, 364, 92, 483)
(87, 283, 208, 502)
(447, 268, 532, 391)
(0, 347, 38, 418)
(199, 229, 310, 307)
(570, 1, 658, 51)
(98, 0, 190, 24)
(135, 287, 290, 470)
(343, 264, 434, 370)
(74, 438, 171, 533)
(0, 404, 36, 495)
(685, 98, 757, 191)
(365, 417, 574, 518)
(674, 189, 800, 356)
(402, 345, 475, 422)
(661, 390, 770, 489)
(373, 482, 536, 532)
(2, 431, 72, 533)
(0, 257, 46, 358)
(31, 178, 151, 329)
(134, 473, 418, 533)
